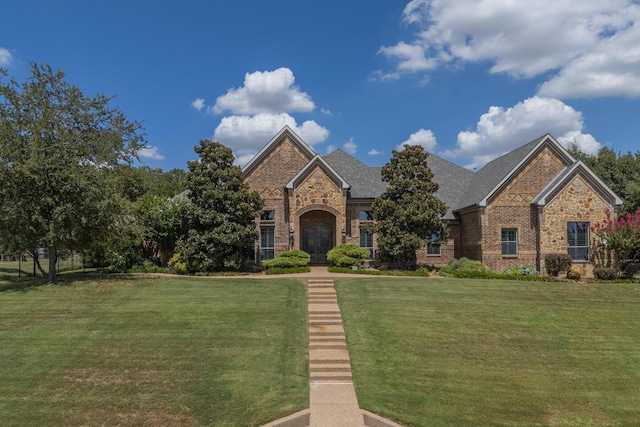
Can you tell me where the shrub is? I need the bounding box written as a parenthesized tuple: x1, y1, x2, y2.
(440, 257, 487, 275)
(594, 267, 618, 280)
(265, 266, 311, 275)
(544, 254, 573, 277)
(503, 264, 540, 276)
(327, 244, 370, 267)
(566, 268, 582, 281)
(262, 250, 310, 269)
(168, 253, 188, 275)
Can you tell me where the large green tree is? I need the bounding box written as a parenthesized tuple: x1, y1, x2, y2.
(0, 63, 145, 282)
(569, 146, 640, 216)
(371, 145, 448, 268)
(176, 140, 263, 272)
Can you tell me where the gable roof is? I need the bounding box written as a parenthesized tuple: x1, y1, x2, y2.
(286, 154, 350, 191)
(454, 134, 575, 211)
(532, 160, 624, 207)
(241, 125, 315, 177)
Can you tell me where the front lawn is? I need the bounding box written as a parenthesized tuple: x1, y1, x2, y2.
(336, 278, 640, 426)
(0, 275, 308, 426)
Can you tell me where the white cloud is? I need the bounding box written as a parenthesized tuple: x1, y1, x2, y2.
(191, 98, 205, 111)
(138, 145, 165, 160)
(326, 145, 337, 154)
(538, 20, 640, 98)
(343, 138, 357, 155)
(397, 128, 438, 151)
(214, 112, 329, 164)
(444, 96, 601, 169)
(0, 48, 13, 66)
(211, 67, 315, 115)
(378, 41, 437, 72)
(368, 148, 382, 155)
(381, 0, 640, 98)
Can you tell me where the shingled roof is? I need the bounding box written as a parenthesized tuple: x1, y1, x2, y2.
(323, 148, 475, 219)
(452, 134, 578, 211)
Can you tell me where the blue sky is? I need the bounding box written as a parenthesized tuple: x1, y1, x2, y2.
(2, 0, 639, 171)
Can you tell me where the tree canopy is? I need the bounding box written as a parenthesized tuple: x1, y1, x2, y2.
(0, 63, 145, 282)
(371, 145, 448, 268)
(176, 140, 263, 272)
(569, 146, 640, 216)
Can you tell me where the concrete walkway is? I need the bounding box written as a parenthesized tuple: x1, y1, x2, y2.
(262, 268, 404, 427)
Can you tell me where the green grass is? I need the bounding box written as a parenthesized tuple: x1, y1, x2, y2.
(0, 274, 308, 426)
(336, 277, 640, 426)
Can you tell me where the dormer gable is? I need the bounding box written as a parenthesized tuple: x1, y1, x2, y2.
(286, 155, 350, 191)
(532, 160, 624, 207)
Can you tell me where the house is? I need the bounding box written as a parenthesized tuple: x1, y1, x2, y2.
(243, 126, 622, 275)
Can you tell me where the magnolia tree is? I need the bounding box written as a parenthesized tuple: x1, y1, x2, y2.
(591, 208, 640, 277)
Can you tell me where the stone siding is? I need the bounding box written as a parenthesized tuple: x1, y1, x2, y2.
(539, 175, 613, 277)
(289, 166, 347, 250)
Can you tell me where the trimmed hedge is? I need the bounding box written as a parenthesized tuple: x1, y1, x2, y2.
(594, 267, 618, 280)
(327, 266, 432, 277)
(326, 244, 370, 267)
(262, 250, 310, 269)
(265, 266, 311, 275)
(545, 253, 573, 277)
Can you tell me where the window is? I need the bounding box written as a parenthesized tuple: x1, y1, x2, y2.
(260, 226, 275, 261)
(358, 210, 374, 221)
(427, 234, 441, 255)
(359, 227, 375, 259)
(567, 222, 589, 261)
(260, 210, 275, 221)
(501, 228, 518, 255)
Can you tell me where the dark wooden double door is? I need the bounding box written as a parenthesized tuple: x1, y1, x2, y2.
(302, 226, 333, 265)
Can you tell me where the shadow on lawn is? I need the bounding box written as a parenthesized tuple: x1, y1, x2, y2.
(0, 272, 141, 293)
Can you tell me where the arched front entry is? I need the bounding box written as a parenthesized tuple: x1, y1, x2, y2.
(299, 210, 337, 265)
(302, 226, 333, 264)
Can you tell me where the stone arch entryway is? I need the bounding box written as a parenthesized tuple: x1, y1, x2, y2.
(299, 210, 337, 265)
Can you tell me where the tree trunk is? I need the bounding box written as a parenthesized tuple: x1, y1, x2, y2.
(27, 249, 48, 277)
(48, 245, 57, 284)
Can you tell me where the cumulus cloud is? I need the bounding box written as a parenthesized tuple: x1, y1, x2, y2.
(368, 148, 382, 155)
(379, 0, 640, 98)
(443, 96, 601, 169)
(191, 98, 205, 111)
(397, 128, 438, 151)
(343, 138, 357, 155)
(0, 48, 13, 66)
(138, 145, 165, 160)
(211, 67, 315, 115)
(214, 112, 329, 166)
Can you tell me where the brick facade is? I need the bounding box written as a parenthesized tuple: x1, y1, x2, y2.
(242, 127, 621, 275)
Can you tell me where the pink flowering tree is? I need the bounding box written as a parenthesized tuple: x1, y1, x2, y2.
(591, 208, 640, 277)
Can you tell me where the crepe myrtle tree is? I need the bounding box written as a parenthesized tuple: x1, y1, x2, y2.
(176, 140, 263, 272)
(0, 63, 145, 283)
(371, 145, 448, 269)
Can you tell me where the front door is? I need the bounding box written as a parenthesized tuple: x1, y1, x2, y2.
(302, 226, 333, 265)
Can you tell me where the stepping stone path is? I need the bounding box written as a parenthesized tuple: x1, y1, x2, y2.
(262, 271, 403, 427)
(307, 278, 364, 426)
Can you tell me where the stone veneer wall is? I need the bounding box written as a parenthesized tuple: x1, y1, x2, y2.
(539, 175, 613, 277)
(244, 136, 314, 256)
(289, 165, 347, 250)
